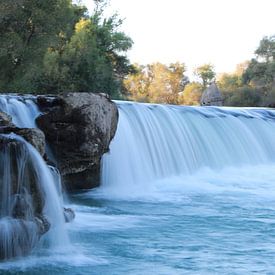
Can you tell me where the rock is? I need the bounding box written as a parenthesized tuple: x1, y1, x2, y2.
(36, 96, 63, 112)
(0, 136, 45, 215)
(11, 194, 33, 219)
(200, 82, 223, 106)
(0, 111, 46, 157)
(36, 92, 118, 190)
(63, 208, 75, 223)
(0, 127, 46, 157)
(15, 128, 45, 157)
(0, 111, 13, 126)
(35, 215, 51, 235)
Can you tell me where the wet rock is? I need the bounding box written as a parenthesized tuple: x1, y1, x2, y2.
(35, 215, 50, 235)
(36, 93, 118, 190)
(0, 111, 13, 126)
(11, 194, 33, 219)
(0, 111, 46, 157)
(15, 128, 45, 157)
(0, 136, 45, 215)
(63, 208, 75, 223)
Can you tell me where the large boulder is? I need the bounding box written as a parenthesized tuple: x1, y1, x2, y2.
(36, 92, 118, 190)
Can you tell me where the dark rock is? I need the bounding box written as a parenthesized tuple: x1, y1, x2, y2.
(0, 111, 46, 157)
(15, 128, 45, 157)
(0, 111, 13, 126)
(36, 92, 118, 190)
(63, 208, 75, 223)
(0, 127, 46, 157)
(35, 215, 50, 235)
(11, 194, 33, 219)
(36, 96, 63, 112)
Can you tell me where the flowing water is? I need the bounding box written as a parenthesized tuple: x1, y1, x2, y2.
(1, 98, 275, 274)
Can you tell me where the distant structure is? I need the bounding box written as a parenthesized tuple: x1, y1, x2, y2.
(200, 82, 223, 106)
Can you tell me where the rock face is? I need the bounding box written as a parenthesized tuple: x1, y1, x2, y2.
(200, 83, 223, 106)
(0, 112, 45, 156)
(36, 92, 118, 190)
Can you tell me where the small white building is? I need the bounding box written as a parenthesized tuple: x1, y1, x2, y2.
(200, 82, 223, 106)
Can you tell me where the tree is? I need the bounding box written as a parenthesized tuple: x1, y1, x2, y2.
(194, 64, 216, 88)
(225, 87, 261, 107)
(0, 0, 133, 97)
(124, 62, 188, 104)
(38, 13, 133, 96)
(178, 82, 203, 105)
(0, 0, 86, 92)
(124, 64, 150, 102)
(242, 35, 275, 100)
(255, 35, 275, 62)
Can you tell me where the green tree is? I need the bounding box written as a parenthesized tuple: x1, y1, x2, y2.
(0, 0, 86, 92)
(0, 0, 132, 97)
(255, 35, 275, 62)
(194, 64, 216, 88)
(178, 82, 203, 105)
(38, 13, 133, 96)
(225, 87, 261, 107)
(242, 35, 275, 100)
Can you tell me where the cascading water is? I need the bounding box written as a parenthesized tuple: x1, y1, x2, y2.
(0, 134, 69, 259)
(101, 102, 275, 197)
(1, 97, 275, 273)
(0, 96, 69, 260)
(0, 95, 40, 128)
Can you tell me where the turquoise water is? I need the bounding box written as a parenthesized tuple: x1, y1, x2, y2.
(1, 99, 275, 274)
(2, 165, 275, 274)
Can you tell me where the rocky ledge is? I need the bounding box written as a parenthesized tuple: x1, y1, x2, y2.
(36, 92, 118, 190)
(0, 111, 45, 156)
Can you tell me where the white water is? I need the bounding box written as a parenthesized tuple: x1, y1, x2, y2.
(1, 97, 275, 273)
(0, 96, 70, 260)
(0, 95, 40, 128)
(0, 134, 70, 256)
(101, 102, 275, 199)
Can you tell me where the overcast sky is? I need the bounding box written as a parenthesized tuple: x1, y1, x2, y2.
(82, 0, 275, 77)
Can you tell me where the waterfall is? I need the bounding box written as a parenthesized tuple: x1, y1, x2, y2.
(0, 95, 69, 260)
(101, 102, 275, 193)
(0, 95, 40, 128)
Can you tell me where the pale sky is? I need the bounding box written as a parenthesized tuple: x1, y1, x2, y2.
(82, 0, 275, 77)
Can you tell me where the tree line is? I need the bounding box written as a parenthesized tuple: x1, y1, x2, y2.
(0, 0, 133, 97)
(0, 1, 274, 106)
(126, 35, 275, 107)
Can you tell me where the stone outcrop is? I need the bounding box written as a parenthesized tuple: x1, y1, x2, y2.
(36, 92, 118, 190)
(0, 112, 46, 156)
(63, 208, 75, 223)
(200, 82, 223, 106)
